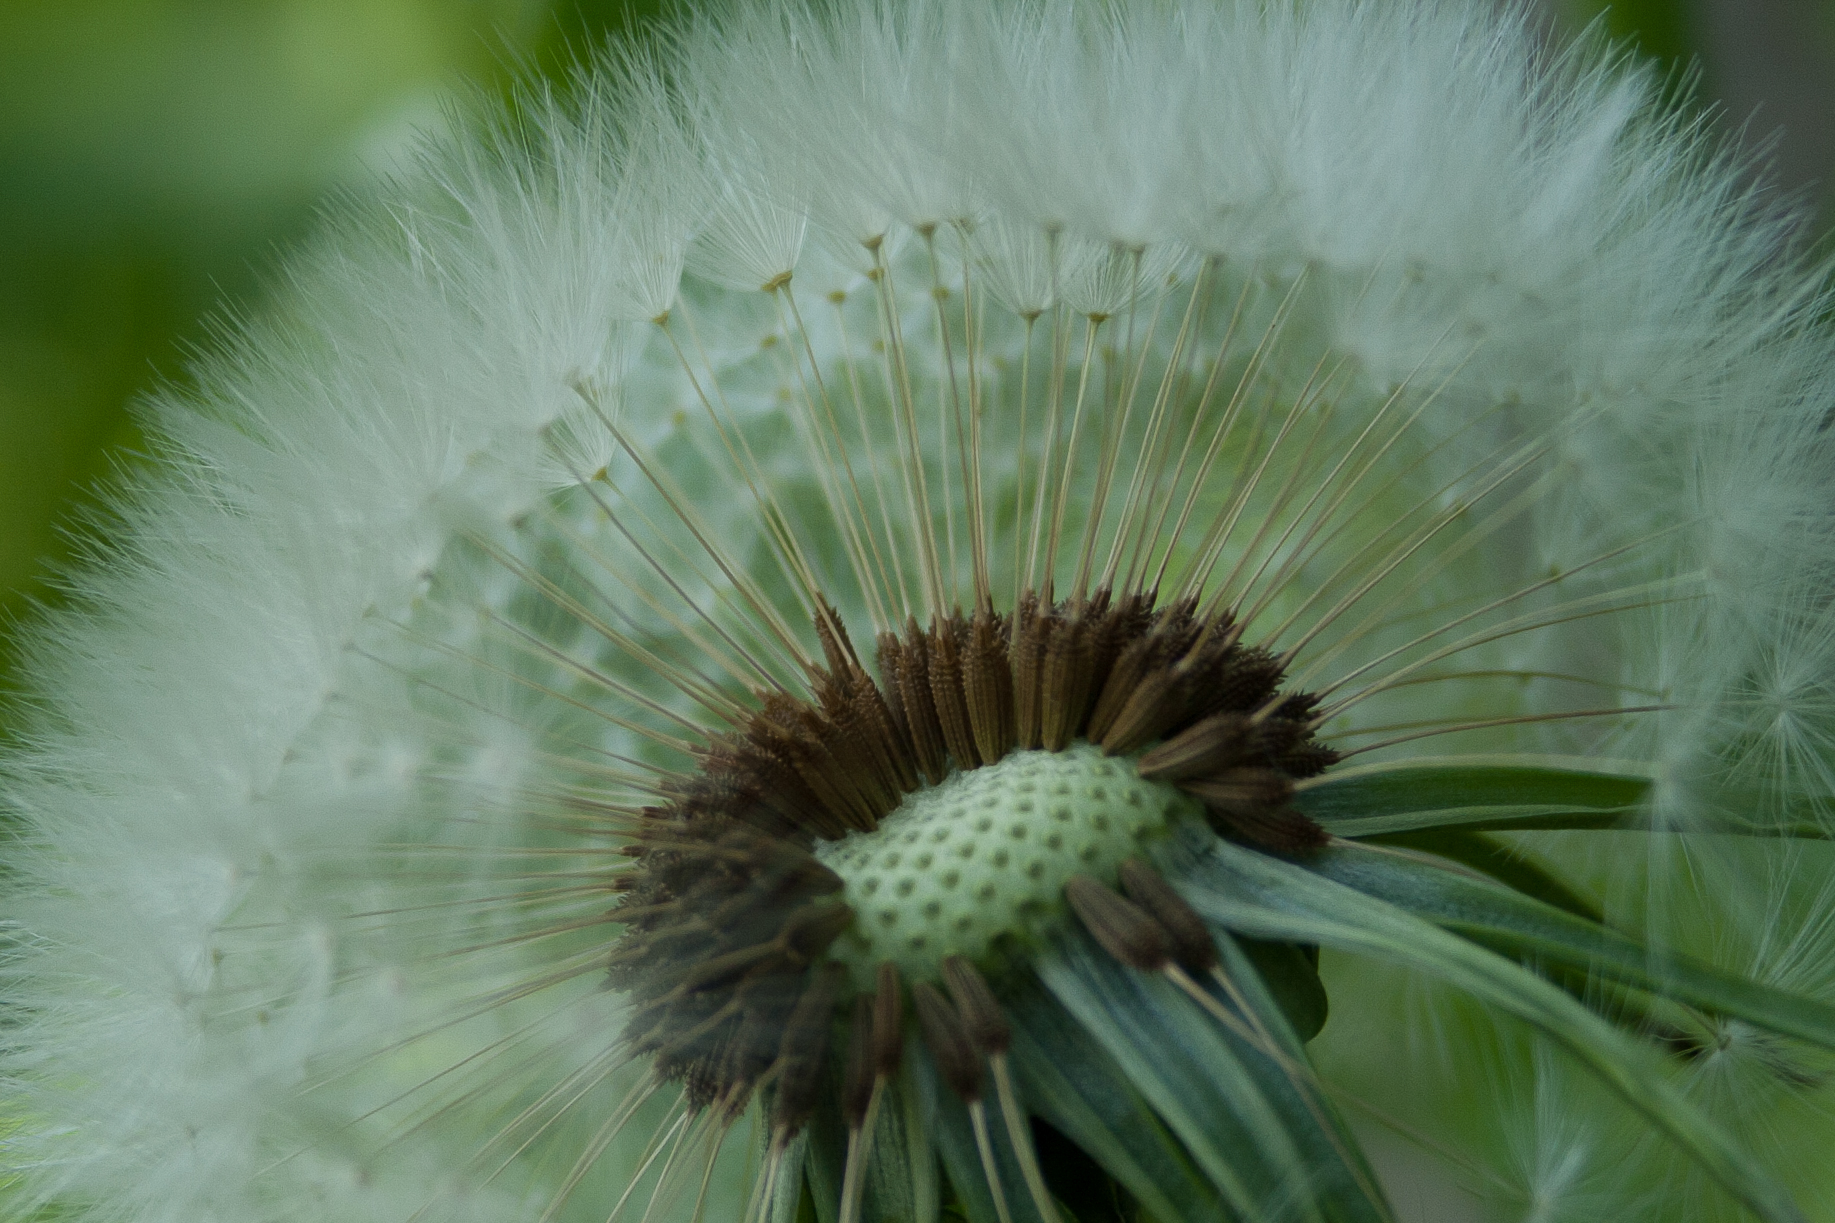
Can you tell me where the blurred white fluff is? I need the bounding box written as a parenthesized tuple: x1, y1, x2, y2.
(2, 1, 1832, 1220)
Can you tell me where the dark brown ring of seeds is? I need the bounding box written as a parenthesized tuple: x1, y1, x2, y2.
(606, 585, 1337, 1128)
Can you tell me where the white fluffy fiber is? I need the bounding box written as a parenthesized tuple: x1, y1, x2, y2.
(3, 1, 1832, 1220)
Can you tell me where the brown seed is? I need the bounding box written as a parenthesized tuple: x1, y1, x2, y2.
(1097, 662, 1193, 755)
(1179, 767, 1327, 851)
(1276, 739, 1342, 779)
(876, 629, 914, 742)
(1212, 803, 1331, 854)
(771, 963, 848, 1134)
(815, 601, 864, 678)
(1083, 587, 1144, 703)
(841, 994, 877, 1129)
(1011, 591, 1047, 749)
(1064, 874, 1170, 971)
(814, 675, 897, 821)
(673, 942, 782, 997)
(1086, 631, 1154, 745)
(1193, 643, 1282, 720)
(927, 613, 981, 769)
(718, 996, 784, 1115)
(759, 695, 873, 832)
(740, 730, 847, 838)
(1134, 711, 1258, 781)
(1117, 859, 1218, 973)
(941, 956, 1011, 1055)
(852, 673, 920, 793)
(963, 608, 1016, 765)
(1040, 610, 1093, 749)
(873, 961, 905, 1077)
(775, 903, 856, 963)
(913, 980, 983, 1102)
(890, 618, 948, 783)
(1181, 766, 1294, 813)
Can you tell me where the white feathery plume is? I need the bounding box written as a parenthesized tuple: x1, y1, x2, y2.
(4, 2, 1834, 1222)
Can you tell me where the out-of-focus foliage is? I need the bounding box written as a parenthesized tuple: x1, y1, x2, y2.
(1565, 0, 1692, 66)
(1561, 0, 1835, 236)
(0, 0, 661, 697)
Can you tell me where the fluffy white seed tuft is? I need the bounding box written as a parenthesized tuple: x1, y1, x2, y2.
(3, 2, 1833, 1221)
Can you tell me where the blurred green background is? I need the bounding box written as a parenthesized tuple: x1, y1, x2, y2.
(0, 0, 667, 691)
(0, 0, 1830, 701)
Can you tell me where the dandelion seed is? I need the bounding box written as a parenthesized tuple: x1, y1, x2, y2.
(6, 2, 1835, 1222)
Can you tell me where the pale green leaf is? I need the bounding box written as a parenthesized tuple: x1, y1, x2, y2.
(1007, 980, 1224, 1221)
(1237, 937, 1330, 1042)
(1173, 836, 1808, 1223)
(770, 1132, 809, 1223)
(1295, 763, 1648, 836)
(1039, 933, 1389, 1222)
(1310, 842, 1835, 1051)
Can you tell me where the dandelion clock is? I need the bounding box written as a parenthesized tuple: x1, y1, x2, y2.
(7, 2, 1835, 1221)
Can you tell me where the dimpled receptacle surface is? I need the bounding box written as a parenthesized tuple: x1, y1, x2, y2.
(815, 742, 1201, 988)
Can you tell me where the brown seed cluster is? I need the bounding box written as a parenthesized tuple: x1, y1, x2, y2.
(608, 586, 1337, 1130)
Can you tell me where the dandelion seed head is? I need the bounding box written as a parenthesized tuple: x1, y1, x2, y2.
(6, 0, 1835, 1220)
